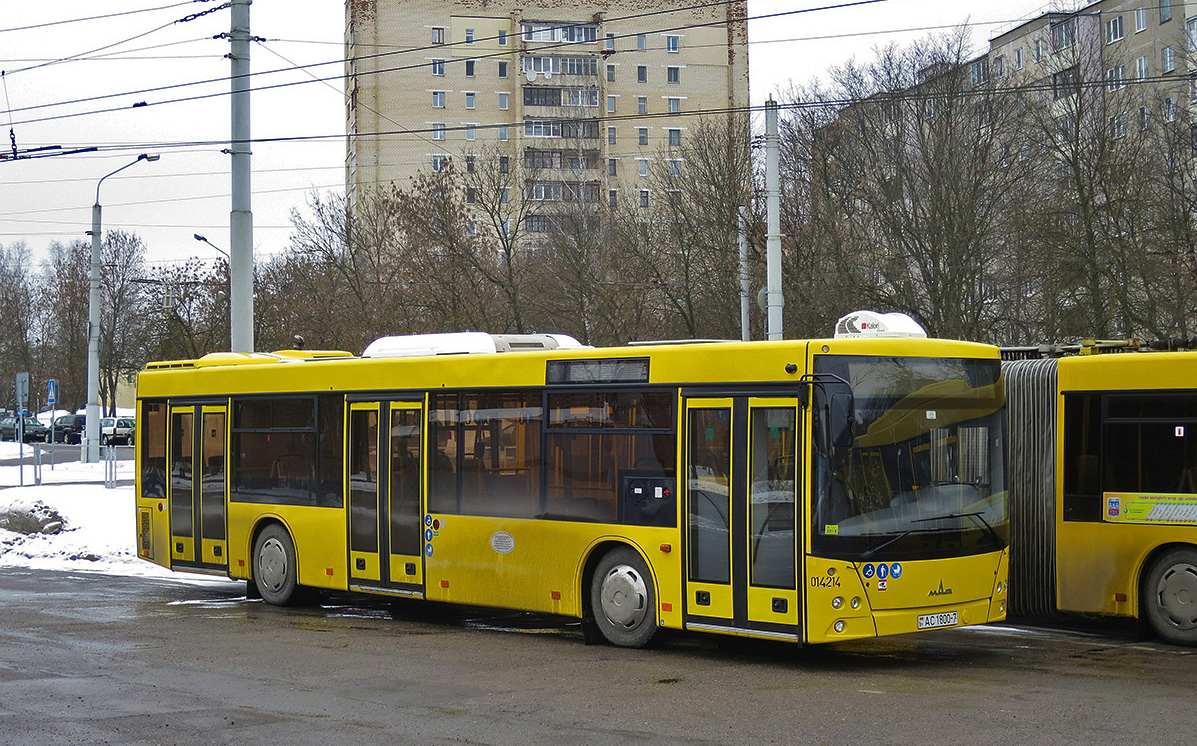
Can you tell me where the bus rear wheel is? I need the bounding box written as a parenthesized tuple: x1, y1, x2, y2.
(1143, 547, 1197, 645)
(253, 524, 300, 606)
(590, 547, 658, 648)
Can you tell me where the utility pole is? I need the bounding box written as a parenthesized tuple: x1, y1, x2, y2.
(765, 98, 784, 341)
(739, 205, 750, 341)
(229, 0, 255, 352)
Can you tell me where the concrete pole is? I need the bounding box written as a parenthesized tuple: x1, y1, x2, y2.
(765, 98, 784, 341)
(739, 205, 750, 341)
(85, 202, 103, 463)
(230, 0, 255, 353)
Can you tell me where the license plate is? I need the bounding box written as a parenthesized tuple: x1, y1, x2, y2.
(917, 611, 958, 630)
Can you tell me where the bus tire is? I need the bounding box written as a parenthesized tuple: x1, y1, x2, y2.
(590, 546, 658, 648)
(253, 524, 300, 606)
(1143, 547, 1197, 645)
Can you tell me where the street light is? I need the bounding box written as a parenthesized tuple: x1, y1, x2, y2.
(86, 153, 159, 463)
(195, 233, 232, 351)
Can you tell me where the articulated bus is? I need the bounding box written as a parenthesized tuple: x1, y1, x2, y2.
(135, 311, 1009, 648)
(1005, 343, 1197, 645)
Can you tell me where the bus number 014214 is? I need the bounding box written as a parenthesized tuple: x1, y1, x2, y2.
(811, 576, 842, 588)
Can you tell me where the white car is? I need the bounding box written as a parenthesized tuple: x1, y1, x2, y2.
(100, 417, 135, 446)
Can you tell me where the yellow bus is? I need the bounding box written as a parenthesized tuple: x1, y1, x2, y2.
(1005, 344, 1197, 645)
(135, 312, 1009, 647)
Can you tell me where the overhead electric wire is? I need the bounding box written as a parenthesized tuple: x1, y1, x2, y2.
(0, 1, 209, 35)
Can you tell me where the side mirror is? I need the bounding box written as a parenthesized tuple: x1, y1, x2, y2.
(829, 392, 855, 449)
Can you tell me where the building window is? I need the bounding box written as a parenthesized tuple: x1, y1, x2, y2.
(466, 123, 476, 140)
(668, 129, 681, 147)
(499, 92, 509, 110)
(609, 189, 618, 208)
(606, 33, 615, 50)
(608, 127, 617, 144)
(607, 64, 616, 82)
(1052, 19, 1075, 51)
(500, 188, 509, 204)
(1015, 48, 1023, 69)
(467, 219, 477, 236)
(465, 60, 475, 77)
(637, 65, 647, 83)
(668, 97, 681, 114)
(1137, 55, 1149, 80)
(432, 27, 445, 45)
(1110, 112, 1127, 139)
(1106, 16, 1124, 44)
(1135, 7, 1147, 32)
(1140, 105, 1151, 130)
(432, 123, 445, 140)
(638, 127, 648, 145)
(993, 56, 1005, 77)
(1163, 45, 1175, 73)
(638, 159, 648, 176)
(637, 34, 646, 51)
(499, 124, 509, 141)
(432, 91, 445, 108)
(499, 61, 508, 78)
(499, 30, 508, 46)
(1162, 0, 1173, 23)
(608, 158, 617, 176)
(1034, 39, 1044, 62)
(639, 189, 649, 208)
(1053, 66, 1079, 99)
(1107, 65, 1126, 91)
(667, 66, 679, 84)
(1166, 96, 1178, 122)
(608, 95, 616, 113)
(666, 35, 679, 53)
(466, 28, 475, 44)
(432, 154, 446, 171)
(432, 59, 445, 76)
(667, 159, 682, 177)
(500, 156, 509, 173)
(638, 96, 647, 114)
(970, 58, 988, 86)
(466, 155, 476, 173)
(465, 92, 475, 109)
(1189, 17, 1197, 51)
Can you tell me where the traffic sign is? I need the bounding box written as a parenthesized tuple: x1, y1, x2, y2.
(15, 372, 29, 408)
(47, 378, 57, 406)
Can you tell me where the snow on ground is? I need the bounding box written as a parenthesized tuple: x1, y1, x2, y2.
(0, 442, 204, 582)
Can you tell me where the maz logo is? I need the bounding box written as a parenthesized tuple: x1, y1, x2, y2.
(928, 580, 954, 597)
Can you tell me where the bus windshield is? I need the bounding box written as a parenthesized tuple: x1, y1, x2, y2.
(810, 355, 1008, 561)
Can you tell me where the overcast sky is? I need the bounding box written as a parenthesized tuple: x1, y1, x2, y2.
(0, 0, 1056, 270)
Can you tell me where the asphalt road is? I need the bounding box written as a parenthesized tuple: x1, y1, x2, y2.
(0, 569, 1190, 746)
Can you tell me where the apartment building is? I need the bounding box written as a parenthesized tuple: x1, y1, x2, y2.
(984, 0, 1187, 135)
(344, 0, 749, 223)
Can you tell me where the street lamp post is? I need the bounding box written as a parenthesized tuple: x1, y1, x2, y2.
(194, 233, 232, 350)
(85, 153, 159, 463)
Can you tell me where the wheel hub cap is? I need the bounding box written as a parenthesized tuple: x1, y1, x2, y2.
(1157, 562, 1197, 630)
(258, 537, 288, 592)
(599, 564, 648, 629)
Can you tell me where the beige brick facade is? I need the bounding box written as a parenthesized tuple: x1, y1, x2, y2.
(344, 0, 749, 210)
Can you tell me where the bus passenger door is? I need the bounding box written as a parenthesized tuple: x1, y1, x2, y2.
(743, 399, 801, 637)
(347, 401, 424, 595)
(683, 397, 801, 641)
(168, 404, 228, 571)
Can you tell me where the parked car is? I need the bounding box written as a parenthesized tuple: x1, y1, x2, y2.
(100, 417, 135, 446)
(53, 414, 87, 444)
(0, 416, 50, 443)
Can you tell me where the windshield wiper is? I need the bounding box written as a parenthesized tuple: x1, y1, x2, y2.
(858, 510, 1003, 561)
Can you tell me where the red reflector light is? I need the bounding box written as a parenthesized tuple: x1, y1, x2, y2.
(661, 602, 673, 612)
(551, 591, 561, 600)
(440, 580, 450, 588)
(326, 568, 334, 576)
(238, 559, 245, 567)
(660, 544, 672, 553)
(1115, 593, 1127, 602)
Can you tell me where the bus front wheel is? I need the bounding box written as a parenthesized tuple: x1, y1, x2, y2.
(253, 524, 300, 606)
(1143, 547, 1197, 645)
(590, 547, 658, 648)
